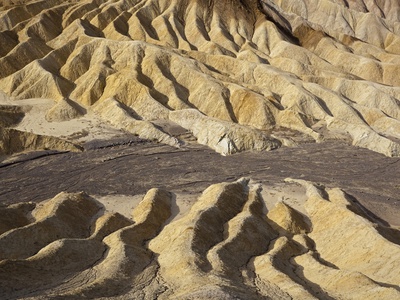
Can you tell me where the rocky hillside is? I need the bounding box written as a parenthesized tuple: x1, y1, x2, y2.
(0, 0, 400, 155)
(1, 178, 400, 299)
(1, 1, 400, 298)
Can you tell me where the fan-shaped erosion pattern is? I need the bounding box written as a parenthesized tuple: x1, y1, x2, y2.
(0, 0, 400, 156)
(0, 179, 400, 299)
(1, 0, 400, 298)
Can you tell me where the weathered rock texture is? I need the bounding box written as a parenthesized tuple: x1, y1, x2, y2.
(0, 0, 400, 155)
(1, 179, 399, 299)
(0, 127, 82, 155)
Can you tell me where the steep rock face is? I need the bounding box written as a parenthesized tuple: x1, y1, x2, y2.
(169, 109, 281, 155)
(0, 179, 399, 299)
(0, 0, 399, 155)
(0, 127, 82, 155)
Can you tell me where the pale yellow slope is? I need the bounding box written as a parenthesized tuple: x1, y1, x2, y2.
(0, 0, 399, 156)
(1, 178, 399, 298)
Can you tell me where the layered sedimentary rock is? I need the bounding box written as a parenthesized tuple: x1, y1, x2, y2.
(0, 0, 399, 155)
(1, 179, 399, 299)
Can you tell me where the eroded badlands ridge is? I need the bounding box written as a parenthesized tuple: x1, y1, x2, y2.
(1, 0, 400, 156)
(1, 1, 400, 299)
(1, 178, 400, 299)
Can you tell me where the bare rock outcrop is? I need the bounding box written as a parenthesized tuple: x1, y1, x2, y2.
(1, 179, 399, 299)
(0, 0, 399, 156)
(169, 109, 281, 155)
(0, 127, 82, 155)
(1, 1, 399, 298)
(0, 104, 25, 127)
(45, 97, 84, 122)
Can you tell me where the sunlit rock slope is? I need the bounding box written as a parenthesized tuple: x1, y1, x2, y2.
(0, 0, 400, 156)
(1, 178, 400, 299)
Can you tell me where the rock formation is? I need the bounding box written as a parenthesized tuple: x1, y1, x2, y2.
(0, 179, 399, 299)
(0, 127, 82, 155)
(0, 0, 399, 156)
(1, 1, 400, 298)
